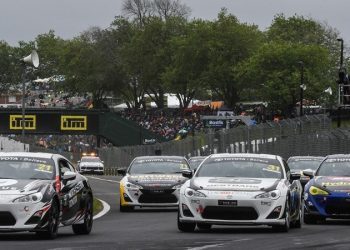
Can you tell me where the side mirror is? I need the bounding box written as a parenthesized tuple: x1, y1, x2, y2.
(117, 168, 127, 176)
(63, 171, 77, 181)
(182, 169, 193, 179)
(302, 169, 315, 178)
(290, 172, 301, 181)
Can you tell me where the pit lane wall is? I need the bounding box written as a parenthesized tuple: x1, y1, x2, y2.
(100, 114, 336, 172)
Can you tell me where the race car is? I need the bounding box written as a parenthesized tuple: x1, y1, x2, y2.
(287, 156, 324, 187)
(77, 156, 104, 175)
(118, 156, 191, 212)
(178, 153, 302, 232)
(303, 154, 350, 223)
(0, 152, 93, 239)
(188, 156, 207, 171)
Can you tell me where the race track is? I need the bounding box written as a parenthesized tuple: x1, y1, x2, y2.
(2, 175, 350, 250)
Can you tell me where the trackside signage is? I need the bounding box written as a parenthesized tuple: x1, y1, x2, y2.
(204, 119, 226, 128)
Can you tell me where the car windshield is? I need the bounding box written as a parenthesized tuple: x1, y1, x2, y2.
(189, 158, 205, 169)
(0, 156, 55, 180)
(317, 158, 350, 176)
(288, 159, 322, 171)
(129, 158, 190, 174)
(81, 157, 100, 162)
(196, 157, 283, 179)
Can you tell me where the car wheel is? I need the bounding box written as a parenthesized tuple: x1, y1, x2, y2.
(119, 198, 134, 212)
(293, 208, 302, 229)
(72, 195, 93, 235)
(177, 210, 195, 232)
(197, 223, 211, 230)
(36, 199, 59, 239)
(273, 197, 290, 232)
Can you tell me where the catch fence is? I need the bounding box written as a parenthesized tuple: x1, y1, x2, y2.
(100, 114, 336, 172)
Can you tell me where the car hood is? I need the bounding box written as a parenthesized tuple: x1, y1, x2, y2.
(128, 174, 187, 188)
(0, 178, 51, 195)
(191, 177, 280, 191)
(314, 176, 350, 192)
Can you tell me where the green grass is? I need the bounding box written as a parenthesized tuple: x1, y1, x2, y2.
(93, 197, 103, 216)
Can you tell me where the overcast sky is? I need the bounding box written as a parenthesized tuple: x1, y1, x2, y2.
(1, 0, 349, 46)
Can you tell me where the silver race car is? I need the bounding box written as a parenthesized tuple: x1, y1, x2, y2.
(118, 156, 191, 211)
(0, 152, 93, 239)
(178, 153, 302, 232)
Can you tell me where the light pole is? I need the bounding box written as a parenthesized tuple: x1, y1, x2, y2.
(20, 50, 39, 151)
(337, 38, 344, 127)
(298, 61, 306, 116)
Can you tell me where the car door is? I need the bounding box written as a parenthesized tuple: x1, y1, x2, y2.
(283, 160, 301, 218)
(58, 158, 82, 224)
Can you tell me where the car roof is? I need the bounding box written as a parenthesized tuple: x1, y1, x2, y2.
(325, 154, 350, 159)
(133, 155, 186, 160)
(0, 152, 57, 159)
(287, 156, 324, 161)
(207, 153, 280, 160)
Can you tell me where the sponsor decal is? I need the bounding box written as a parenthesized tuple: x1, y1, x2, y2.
(213, 157, 270, 164)
(136, 159, 183, 163)
(10, 115, 36, 130)
(208, 178, 262, 184)
(326, 158, 350, 163)
(263, 165, 281, 173)
(322, 182, 350, 187)
(61, 115, 87, 131)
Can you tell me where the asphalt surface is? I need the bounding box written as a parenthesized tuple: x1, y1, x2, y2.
(3, 175, 350, 250)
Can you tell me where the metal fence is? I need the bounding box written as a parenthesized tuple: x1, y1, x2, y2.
(99, 114, 333, 172)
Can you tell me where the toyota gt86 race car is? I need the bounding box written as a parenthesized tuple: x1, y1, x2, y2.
(0, 152, 93, 239)
(118, 156, 191, 211)
(178, 153, 302, 232)
(303, 154, 350, 223)
(287, 156, 324, 188)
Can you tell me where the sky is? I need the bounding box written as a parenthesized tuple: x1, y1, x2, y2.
(1, 0, 349, 46)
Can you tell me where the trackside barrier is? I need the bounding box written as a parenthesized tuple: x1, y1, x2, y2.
(97, 114, 335, 175)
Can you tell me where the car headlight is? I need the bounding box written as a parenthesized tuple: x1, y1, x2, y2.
(255, 190, 281, 200)
(125, 182, 142, 190)
(309, 186, 329, 196)
(13, 192, 43, 203)
(185, 188, 206, 198)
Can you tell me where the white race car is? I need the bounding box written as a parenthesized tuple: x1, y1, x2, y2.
(178, 153, 302, 232)
(118, 156, 191, 211)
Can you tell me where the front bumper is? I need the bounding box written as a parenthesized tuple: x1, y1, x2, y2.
(0, 201, 50, 231)
(305, 192, 350, 218)
(178, 191, 287, 226)
(79, 167, 104, 175)
(120, 185, 180, 208)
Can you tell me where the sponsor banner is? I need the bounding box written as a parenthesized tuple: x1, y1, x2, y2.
(204, 119, 226, 128)
(61, 115, 87, 131)
(9, 115, 36, 130)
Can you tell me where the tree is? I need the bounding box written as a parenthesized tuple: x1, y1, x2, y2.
(241, 42, 331, 115)
(60, 27, 116, 108)
(203, 10, 264, 108)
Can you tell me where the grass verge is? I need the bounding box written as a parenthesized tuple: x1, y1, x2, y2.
(93, 197, 103, 216)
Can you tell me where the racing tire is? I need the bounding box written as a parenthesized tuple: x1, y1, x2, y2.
(177, 211, 195, 232)
(72, 195, 93, 235)
(119, 198, 134, 212)
(273, 198, 290, 232)
(303, 214, 319, 224)
(293, 208, 302, 229)
(36, 199, 59, 240)
(197, 223, 211, 230)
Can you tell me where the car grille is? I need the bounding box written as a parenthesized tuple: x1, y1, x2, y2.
(326, 199, 350, 215)
(138, 189, 177, 203)
(202, 206, 258, 220)
(0, 212, 16, 226)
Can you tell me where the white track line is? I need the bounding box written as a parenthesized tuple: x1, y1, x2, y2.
(93, 199, 110, 220)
